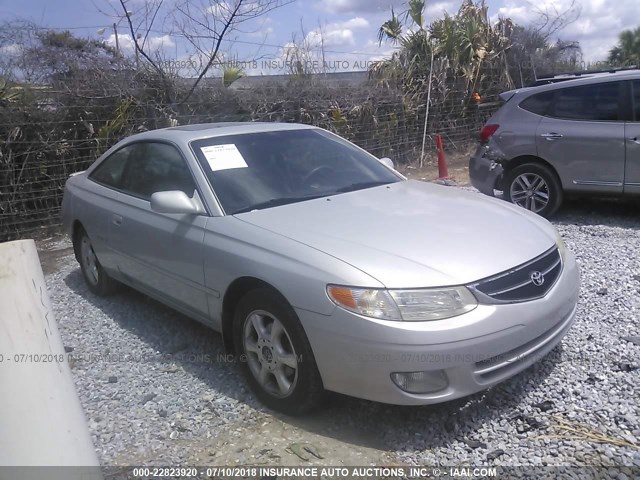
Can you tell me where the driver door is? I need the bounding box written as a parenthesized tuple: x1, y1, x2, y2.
(108, 141, 210, 319)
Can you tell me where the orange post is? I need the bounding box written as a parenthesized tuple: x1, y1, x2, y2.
(436, 134, 449, 180)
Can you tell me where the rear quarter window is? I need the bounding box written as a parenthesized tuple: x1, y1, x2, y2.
(519, 91, 554, 116)
(89, 146, 133, 189)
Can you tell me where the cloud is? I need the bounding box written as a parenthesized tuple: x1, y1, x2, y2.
(493, 0, 638, 62)
(305, 17, 370, 48)
(307, 28, 355, 47)
(316, 0, 456, 28)
(316, 0, 404, 14)
(425, 1, 458, 19)
(264, 32, 399, 76)
(105, 33, 135, 51)
(206, 3, 232, 17)
(105, 33, 175, 52)
(340, 17, 370, 29)
(146, 34, 175, 50)
(207, 1, 265, 18)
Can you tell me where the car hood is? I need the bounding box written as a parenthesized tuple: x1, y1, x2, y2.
(234, 180, 557, 288)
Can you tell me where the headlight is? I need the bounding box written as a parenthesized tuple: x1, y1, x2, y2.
(326, 286, 401, 321)
(554, 229, 567, 258)
(389, 287, 478, 321)
(327, 285, 477, 322)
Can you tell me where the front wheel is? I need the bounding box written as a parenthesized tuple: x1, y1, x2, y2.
(233, 288, 325, 415)
(504, 163, 563, 217)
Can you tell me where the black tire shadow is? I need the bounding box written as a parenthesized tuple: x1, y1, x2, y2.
(553, 196, 640, 229)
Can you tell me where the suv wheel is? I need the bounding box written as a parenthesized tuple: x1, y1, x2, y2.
(233, 288, 325, 415)
(504, 163, 563, 217)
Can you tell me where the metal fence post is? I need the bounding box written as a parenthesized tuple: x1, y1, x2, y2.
(420, 43, 435, 167)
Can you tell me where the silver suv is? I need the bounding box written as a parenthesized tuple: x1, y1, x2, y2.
(470, 70, 640, 217)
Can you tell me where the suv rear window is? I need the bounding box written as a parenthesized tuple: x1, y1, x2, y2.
(551, 82, 621, 121)
(520, 91, 554, 115)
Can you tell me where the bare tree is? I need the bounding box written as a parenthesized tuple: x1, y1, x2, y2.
(113, 0, 293, 104)
(0, 21, 44, 82)
(528, 0, 582, 40)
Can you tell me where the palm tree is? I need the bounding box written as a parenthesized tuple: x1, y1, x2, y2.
(373, 0, 431, 92)
(608, 27, 640, 66)
(373, 0, 514, 94)
(222, 66, 244, 87)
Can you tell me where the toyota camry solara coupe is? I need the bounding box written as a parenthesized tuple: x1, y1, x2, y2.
(62, 123, 580, 414)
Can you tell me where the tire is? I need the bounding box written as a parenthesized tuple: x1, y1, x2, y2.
(233, 288, 325, 415)
(74, 227, 119, 296)
(504, 162, 563, 217)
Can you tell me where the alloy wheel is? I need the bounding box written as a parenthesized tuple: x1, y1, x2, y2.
(509, 173, 550, 213)
(243, 310, 299, 398)
(80, 236, 99, 286)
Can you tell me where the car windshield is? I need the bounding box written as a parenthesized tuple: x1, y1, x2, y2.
(190, 128, 401, 215)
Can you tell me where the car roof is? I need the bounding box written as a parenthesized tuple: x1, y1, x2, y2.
(123, 122, 317, 144)
(503, 69, 640, 100)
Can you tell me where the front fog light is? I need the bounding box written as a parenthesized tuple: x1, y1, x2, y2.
(391, 370, 449, 394)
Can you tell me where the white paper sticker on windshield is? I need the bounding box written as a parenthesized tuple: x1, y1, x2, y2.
(200, 144, 248, 171)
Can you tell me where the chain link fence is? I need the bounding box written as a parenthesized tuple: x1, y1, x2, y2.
(0, 73, 502, 241)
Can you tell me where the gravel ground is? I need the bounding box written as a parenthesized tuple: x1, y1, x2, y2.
(43, 193, 640, 470)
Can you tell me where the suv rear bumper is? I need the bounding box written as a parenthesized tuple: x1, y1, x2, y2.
(469, 148, 503, 196)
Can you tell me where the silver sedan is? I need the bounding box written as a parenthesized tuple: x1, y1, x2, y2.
(62, 123, 580, 414)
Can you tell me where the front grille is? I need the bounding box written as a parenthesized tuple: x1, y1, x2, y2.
(469, 248, 561, 303)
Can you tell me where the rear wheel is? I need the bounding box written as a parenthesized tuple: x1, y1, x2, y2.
(75, 227, 118, 296)
(504, 163, 563, 217)
(233, 288, 325, 415)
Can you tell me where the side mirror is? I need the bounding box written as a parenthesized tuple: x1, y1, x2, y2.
(150, 191, 205, 215)
(379, 157, 395, 170)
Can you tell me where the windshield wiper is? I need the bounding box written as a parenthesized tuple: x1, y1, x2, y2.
(232, 193, 331, 214)
(333, 180, 395, 194)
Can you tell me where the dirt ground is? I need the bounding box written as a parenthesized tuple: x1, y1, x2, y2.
(184, 411, 396, 467)
(396, 146, 475, 186)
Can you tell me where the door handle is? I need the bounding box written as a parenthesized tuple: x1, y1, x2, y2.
(628, 137, 640, 145)
(112, 214, 123, 226)
(541, 132, 563, 140)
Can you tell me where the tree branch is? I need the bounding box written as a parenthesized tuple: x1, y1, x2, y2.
(179, 0, 242, 104)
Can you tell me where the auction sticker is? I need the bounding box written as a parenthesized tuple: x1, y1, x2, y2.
(201, 144, 248, 171)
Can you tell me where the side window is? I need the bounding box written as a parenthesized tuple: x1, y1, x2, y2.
(634, 81, 640, 121)
(89, 145, 134, 188)
(520, 91, 553, 116)
(551, 82, 621, 121)
(120, 143, 197, 200)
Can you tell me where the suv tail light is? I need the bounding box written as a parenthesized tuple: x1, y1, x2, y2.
(479, 124, 499, 143)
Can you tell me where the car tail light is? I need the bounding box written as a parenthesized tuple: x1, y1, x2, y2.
(479, 124, 499, 143)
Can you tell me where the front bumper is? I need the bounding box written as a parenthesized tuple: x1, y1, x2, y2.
(469, 147, 504, 196)
(298, 250, 580, 405)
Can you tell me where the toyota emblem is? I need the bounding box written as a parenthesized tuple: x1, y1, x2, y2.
(530, 271, 545, 287)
